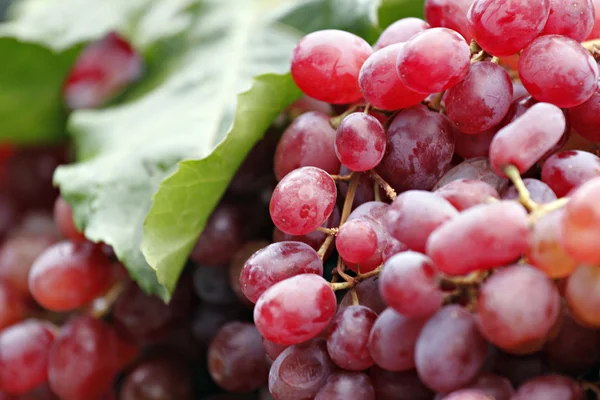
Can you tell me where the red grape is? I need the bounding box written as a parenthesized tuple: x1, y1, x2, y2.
(542, 150, 600, 197)
(569, 83, 600, 143)
(375, 18, 430, 50)
(53, 197, 85, 242)
(477, 264, 561, 353)
(453, 127, 496, 159)
(370, 367, 435, 400)
(565, 264, 600, 327)
(273, 111, 339, 181)
(445, 61, 513, 133)
(358, 43, 427, 111)
(467, 0, 550, 57)
(315, 372, 375, 400)
(290, 30, 372, 104)
(120, 356, 193, 400)
(426, 201, 529, 275)
(326, 305, 377, 371)
(490, 103, 566, 176)
(240, 241, 323, 304)
(424, 0, 474, 41)
(465, 373, 514, 400)
(379, 251, 443, 318)
(376, 104, 455, 192)
(263, 338, 289, 362)
(519, 35, 598, 108)
(396, 28, 470, 94)
(269, 167, 336, 236)
(335, 113, 386, 171)
(562, 177, 600, 264)
(336, 219, 378, 264)
(0, 320, 56, 394)
(511, 375, 584, 400)
(434, 157, 509, 194)
(435, 179, 500, 211)
(208, 322, 269, 393)
(541, 0, 595, 41)
(254, 274, 336, 345)
(415, 305, 487, 393)
(386, 190, 458, 253)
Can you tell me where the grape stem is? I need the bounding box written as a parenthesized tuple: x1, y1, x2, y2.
(528, 197, 569, 225)
(357, 264, 383, 280)
(369, 170, 397, 201)
(350, 289, 359, 306)
(88, 280, 126, 319)
(331, 281, 354, 291)
(336, 257, 355, 284)
(503, 165, 539, 212)
(330, 104, 362, 128)
(317, 235, 335, 260)
(317, 226, 339, 235)
(340, 173, 361, 223)
(363, 104, 372, 114)
(582, 39, 600, 55)
(373, 180, 382, 202)
(330, 174, 353, 181)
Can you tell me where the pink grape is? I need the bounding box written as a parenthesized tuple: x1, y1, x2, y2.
(565, 264, 600, 327)
(268, 338, 336, 400)
(335, 112, 386, 171)
(379, 251, 443, 318)
(569, 84, 600, 143)
(386, 190, 458, 253)
(527, 209, 577, 279)
(254, 274, 336, 345)
(424, 0, 474, 41)
(519, 35, 598, 108)
(454, 127, 496, 159)
(370, 367, 435, 400)
(435, 179, 500, 211)
(28, 241, 112, 311)
(375, 18, 430, 50)
(540, 0, 595, 41)
(467, 0, 550, 57)
(359, 43, 427, 111)
(240, 241, 323, 304)
(502, 178, 557, 204)
(444, 61, 513, 133)
(396, 28, 470, 94)
(542, 150, 600, 197)
(490, 103, 566, 176)
(415, 305, 487, 393)
(426, 201, 529, 275)
(336, 219, 378, 264)
(477, 264, 561, 353)
(208, 322, 269, 393)
(326, 305, 377, 371)
(0, 320, 56, 394)
(433, 157, 509, 194)
(376, 104, 455, 192)
(368, 308, 426, 371)
(273, 111, 339, 181)
(290, 30, 372, 104)
(562, 177, 600, 264)
(512, 375, 584, 400)
(269, 166, 336, 236)
(338, 276, 387, 315)
(315, 372, 375, 400)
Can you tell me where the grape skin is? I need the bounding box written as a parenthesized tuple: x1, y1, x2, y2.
(334, 113, 386, 172)
(562, 177, 600, 264)
(440, 389, 494, 400)
(435, 179, 500, 211)
(454, 127, 496, 159)
(424, 0, 474, 42)
(565, 264, 600, 327)
(568, 85, 600, 143)
(369, 366, 435, 400)
(540, 0, 595, 41)
(0, 280, 27, 330)
(336, 219, 378, 264)
(541, 150, 600, 197)
(433, 157, 509, 194)
(315, 372, 375, 400)
(374, 18, 430, 50)
(337, 276, 387, 315)
(511, 375, 585, 400)
(120, 357, 194, 400)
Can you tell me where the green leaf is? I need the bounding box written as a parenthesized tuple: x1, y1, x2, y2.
(378, 0, 425, 30)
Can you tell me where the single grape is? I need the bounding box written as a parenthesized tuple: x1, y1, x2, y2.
(541, 0, 595, 41)
(240, 241, 323, 304)
(435, 179, 500, 211)
(569, 82, 600, 143)
(440, 389, 494, 400)
(375, 18, 430, 50)
(268, 338, 336, 400)
(208, 322, 269, 393)
(562, 177, 600, 264)
(433, 157, 509, 194)
(396, 28, 470, 94)
(519, 35, 598, 108)
(270, 167, 337, 236)
(337, 276, 386, 315)
(370, 366, 435, 400)
(273, 111, 339, 181)
(53, 196, 85, 242)
(193, 265, 237, 305)
(368, 308, 426, 371)
(290, 30, 372, 104)
(254, 274, 336, 345)
(315, 372, 375, 400)
(28, 241, 112, 311)
(445, 61, 513, 133)
(359, 43, 427, 110)
(228, 241, 269, 305)
(326, 305, 377, 371)
(63, 32, 142, 109)
(426, 201, 529, 275)
(512, 375, 584, 400)
(490, 103, 566, 176)
(415, 305, 487, 393)
(467, 0, 550, 57)
(542, 150, 600, 197)
(263, 338, 289, 362)
(336, 219, 378, 264)
(120, 356, 194, 400)
(379, 252, 443, 318)
(386, 190, 458, 253)
(376, 104, 455, 192)
(465, 373, 514, 400)
(424, 0, 474, 41)
(477, 264, 561, 353)
(335, 113, 386, 171)
(454, 127, 497, 159)
(565, 264, 600, 327)
(0, 320, 56, 395)
(502, 178, 557, 204)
